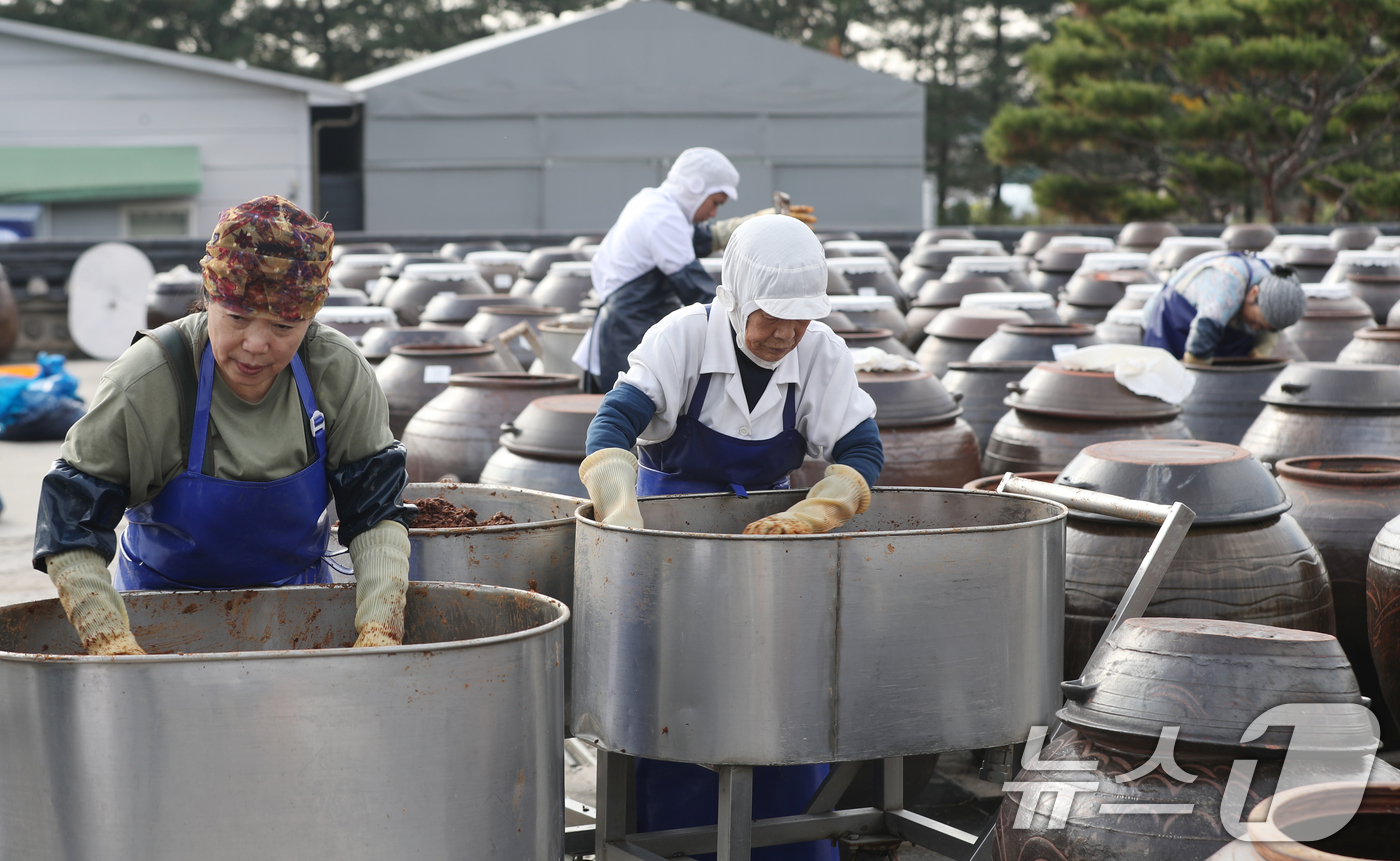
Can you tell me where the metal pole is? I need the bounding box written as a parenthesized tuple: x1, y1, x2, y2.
(716, 765, 754, 861)
(998, 474, 1175, 524)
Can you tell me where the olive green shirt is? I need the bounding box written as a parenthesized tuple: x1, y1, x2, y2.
(61, 313, 393, 507)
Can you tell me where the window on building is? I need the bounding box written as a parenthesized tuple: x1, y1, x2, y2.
(125, 205, 191, 238)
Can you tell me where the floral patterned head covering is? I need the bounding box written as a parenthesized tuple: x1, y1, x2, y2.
(201, 195, 334, 321)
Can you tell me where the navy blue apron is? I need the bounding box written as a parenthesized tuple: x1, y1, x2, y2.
(630, 309, 835, 860)
(1143, 252, 1257, 359)
(116, 344, 333, 590)
(586, 269, 684, 394)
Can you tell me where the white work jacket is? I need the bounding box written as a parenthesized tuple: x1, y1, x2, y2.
(618, 304, 876, 461)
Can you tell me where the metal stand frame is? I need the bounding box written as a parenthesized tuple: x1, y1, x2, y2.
(564, 477, 1196, 860)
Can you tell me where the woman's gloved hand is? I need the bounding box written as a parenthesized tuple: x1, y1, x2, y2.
(1182, 352, 1213, 366)
(743, 464, 871, 535)
(46, 549, 145, 656)
(349, 519, 410, 648)
(712, 205, 818, 249)
(579, 448, 644, 528)
(1248, 331, 1280, 360)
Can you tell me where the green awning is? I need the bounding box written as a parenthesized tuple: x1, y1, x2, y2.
(0, 146, 201, 203)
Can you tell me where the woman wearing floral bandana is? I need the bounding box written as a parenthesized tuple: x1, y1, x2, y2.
(32, 195, 415, 656)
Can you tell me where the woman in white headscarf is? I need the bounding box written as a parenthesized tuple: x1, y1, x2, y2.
(573, 147, 815, 393)
(574, 215, 882, 861)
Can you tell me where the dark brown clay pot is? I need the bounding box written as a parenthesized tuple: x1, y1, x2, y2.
(1240, 362, 1400, 464)
(967, 322, 1103, 363)
(1061, 274, 1131, 307)
(1369, 515, 1400, 744)
(913, 277, 1009, 310)
(1056, 302, 1110, 325)
(913, 228, 975, 246)
(1013, 229, 1078, 256)
(334, 242, 395, 260)
(942, 259, 1034, 292)
(536, 321, 590, 376)
(1179, 357, 1287, 445)
(324, 287, 368, 306)
(1221, 222, 1277, 252)
(1027, 268, 1073, 295)
(402, 373, 581, 483)
(375, 344, 510, 436)
(464, 250, 528, 293)
(358, 326, 478, 362)
(517, 246, 577, 281)
(1203, 782, 1400, 861)
(962, 470, 1059, 492)
(1056, 440, 1334, 679)
(1278, 455, 1400, 739)
(438, 240, 505, 260)
(420, 294, 529, 326)
(827, 297, 908, 341)
(1338, 325, 1400, 364)
(826, 258, 905, 312)
(915, 309, 1032, 376)
(462, 305, 565, 366)
(902, 306, 940, 349)
(146, 265, 202, 328)
(478, 394, 604, 497)
(983, 411, 1192, 474)
(1033, 238, 1114, 275)
(314, 306, 398, 343)
(940, 361, 1037, 451)
(1285, 287, 1375, 361)
(1332, 224, 1382, 251)
(997, 617, 1367, 861)
(793, 370, 980, 488)
(383, 263, 492, 326)
(823, 240, 901, 274)
(1004, 363, 1181, 420)
(530, 261, 595, 312)
(1095, 309, 1144, 345)
(328, 252, 395, 293)
(1115, 220, 1181, 251)
(1148, 238, 1227, 273)
(833, 328, 916, 360)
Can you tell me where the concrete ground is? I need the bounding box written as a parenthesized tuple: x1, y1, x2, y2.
(0, 358, 111, 606)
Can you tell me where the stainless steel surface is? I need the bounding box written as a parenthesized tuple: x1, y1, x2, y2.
(0, 582, 565, 860)
(998, 473, 1175, 524)
(479, 446, 588, 498)
(572, 488, 1067, 765)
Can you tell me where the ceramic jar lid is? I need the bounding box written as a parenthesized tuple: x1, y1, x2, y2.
(520, 247, 577, 280)
(1115, 221, 1181, 249)
(1260, 362, 1400, 409)
(1004, 363, 1181, 420)
(915, 277, 1009, 306)
(359, 326, 477, 359)
(927, 308, 1032, 340)
(855, 370, 962, 426)
(1060, 617, 1368, 750)
(1221, 223, 1278, 252)
(1055, 438, 1290, 524)
(499, 394, 605, 459)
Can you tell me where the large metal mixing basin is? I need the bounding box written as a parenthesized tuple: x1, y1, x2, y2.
(572, 488, 1066, 765)
(0, 583, 565, 861)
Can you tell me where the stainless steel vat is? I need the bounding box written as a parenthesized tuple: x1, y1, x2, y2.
(0, 583, 565, 860)
(571, 488, 1066, 765)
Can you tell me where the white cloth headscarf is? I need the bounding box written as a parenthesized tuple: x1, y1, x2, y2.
(717, 215, 831, 369)
(658, 148, 740, 222)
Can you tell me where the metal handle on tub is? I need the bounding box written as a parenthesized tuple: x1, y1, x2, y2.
(997, 473, 1196, 669)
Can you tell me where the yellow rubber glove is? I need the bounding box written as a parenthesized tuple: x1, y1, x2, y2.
(46, 549, 145, 656)
(712, 205, 818, 250)
(1249, 331, 1280, 360)
(579, 448, 644, 528)
(1182, 352, 1213, 366)
(743, 464, 871, 535)
(349, 519, 410, 648)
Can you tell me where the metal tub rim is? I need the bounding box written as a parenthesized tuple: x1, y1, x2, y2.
(335, 482, 585, 539)
(0, 582, 570, 664)
(574, 486, 1069, 538)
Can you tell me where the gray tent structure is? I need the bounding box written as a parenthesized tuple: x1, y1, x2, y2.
(347, 0, 925, 234)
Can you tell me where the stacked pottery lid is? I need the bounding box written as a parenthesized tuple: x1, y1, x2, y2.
(1260, 362, 1400, 409)
(519, 247, 578, 281)
(1115, 221, 1181, 253)
(835, 328, 917, 359)
(1014, 230, 1079, 256)
(1004, 362, 1181, 419)
(1331, 225, 1382, 251)
(915, 276, 1009, 308)
(421, 293, 525, 324)
(913, 228, 975, 246)
(401, 262, 488, 284)
(1324, 250, 1400, 283)
(1372, 236, 1400, 252)
(532, 260, 596, 311)
(316, 305, 396, 331)
(936, 239, 1008, 256)
(329, 253, 395, 293)
(1055, 439, 1289, 524)
(1060, 617, 1367, 750)
(824, 239, 901, 272)
(1109, 283, 1163, 313)
(829, 294, 900, 314)
(927, 307, 1032, 341)
(1337, 326, 1400, 365)
(1221, 223, 1278, 252)
(967, 322, 1103, 362)
(359, 326, 478, 360)
(1096, 308, 1146, 344)
(855, 370, 962, 426)
(959, 291, 1059, 323)
(438, 240, 506, 259)
(498, 394, 604, 459)
(943, 256, 1033, 291)
(1148, 236, 1227, 275)
(1265, 235, 1337, 277)
(1033, 236, 1115, 273)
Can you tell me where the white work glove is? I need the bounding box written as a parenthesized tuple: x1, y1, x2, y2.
(46, 549, 145, 656)
(1182, 352, 1213, 366)
(1249, 331, 1281, 360)
(579, 448, 644, 528)
(712, 205, 818, 249)
(744, 464, 871, 535)
(349, 520, 410, 648)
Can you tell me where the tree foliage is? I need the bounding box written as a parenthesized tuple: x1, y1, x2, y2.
(985, 0, 1400, 222)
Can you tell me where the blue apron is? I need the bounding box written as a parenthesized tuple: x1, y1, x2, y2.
(116, 344, 333, 591)
(586, 268, 685, 394)
(1143, 252, 1257, 359)
(631, 317, 835, 860)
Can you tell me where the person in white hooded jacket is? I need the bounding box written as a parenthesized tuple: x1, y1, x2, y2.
(576, 214, 880, 860)
(573, 147, 815, 393)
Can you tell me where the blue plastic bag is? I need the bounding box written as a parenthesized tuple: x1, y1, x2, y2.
(0, 353, 87, 441)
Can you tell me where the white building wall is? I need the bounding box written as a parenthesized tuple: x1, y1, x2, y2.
(0, 31, 314, 237)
